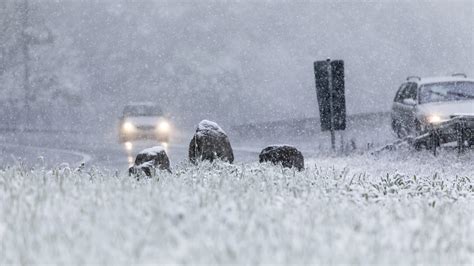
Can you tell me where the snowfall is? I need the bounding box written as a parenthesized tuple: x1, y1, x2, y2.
(1, 149, 473, 265)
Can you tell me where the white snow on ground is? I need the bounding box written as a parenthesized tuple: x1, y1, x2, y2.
(0, 150, 473, 265)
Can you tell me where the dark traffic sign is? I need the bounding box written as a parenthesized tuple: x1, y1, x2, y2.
(314, 59, 346, 131)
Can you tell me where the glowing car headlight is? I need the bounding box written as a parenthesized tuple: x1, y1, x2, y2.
(157, 120, 171, 133)
(427, 115, 442, 124)
(122, 122, 136, 133)
(124, 141, 133, 152)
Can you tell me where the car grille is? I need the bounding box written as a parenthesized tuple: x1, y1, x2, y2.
(137, 125, 155, 130)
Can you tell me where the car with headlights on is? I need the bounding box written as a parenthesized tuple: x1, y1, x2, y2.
(391, 74, 474, 145)
(118, 102, 172, 144)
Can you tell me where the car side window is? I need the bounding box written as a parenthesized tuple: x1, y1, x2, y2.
(394, 84, 407, 103)
(397, 82, 417, 104)
(405, 83, 417, 101)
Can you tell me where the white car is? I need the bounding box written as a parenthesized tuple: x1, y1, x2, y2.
(118, 102, 172, 144)
(391, 74, 474, 144)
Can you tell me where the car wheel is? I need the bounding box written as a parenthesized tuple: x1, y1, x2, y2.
(468, 137, 474, 148)
(414, 120, 424, 136)
(413, 140, 423, 151)
(412, 120, 429, 150)
(391, 119, 403, 138)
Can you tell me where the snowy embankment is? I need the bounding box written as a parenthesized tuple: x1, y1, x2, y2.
(0, 151, 473, 265)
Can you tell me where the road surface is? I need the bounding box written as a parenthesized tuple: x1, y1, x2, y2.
(0, 115, 395, 171)
(0, 131, 262, 171)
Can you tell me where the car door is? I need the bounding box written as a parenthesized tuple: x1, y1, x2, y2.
(392, 83, 408, 131)
(398, 82, 418, 135)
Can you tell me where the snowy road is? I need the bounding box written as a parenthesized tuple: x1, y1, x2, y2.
(0, 112, 399, 171)
(0, 142, 91, 168)
(0, 131, 262, 171)
(0, 115, 418, 171)
(93, 140, 261, 170)
(0, 132, 379, 171)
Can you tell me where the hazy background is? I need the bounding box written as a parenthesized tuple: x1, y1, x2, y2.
(1, 0, 472, 133)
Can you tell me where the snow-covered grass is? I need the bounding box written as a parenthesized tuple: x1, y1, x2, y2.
(0, 151, 473, 265)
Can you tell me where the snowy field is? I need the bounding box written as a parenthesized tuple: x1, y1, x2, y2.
(0, 149, 473, 265)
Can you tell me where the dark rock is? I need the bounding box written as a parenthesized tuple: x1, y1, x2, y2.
(189, 120, 234, 164)
(259, 145, 304, 171)
(129, 146, 171, 178)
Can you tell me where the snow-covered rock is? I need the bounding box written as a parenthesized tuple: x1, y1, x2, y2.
(129, 146, 170, 177)
(139, 146, 166, 157)
(189, 120, 234, 164)
(196, 119, 227, 137)
(259, 144, 304, 171)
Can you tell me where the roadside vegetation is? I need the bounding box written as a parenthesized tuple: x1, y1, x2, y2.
(1, 151, 472, 264)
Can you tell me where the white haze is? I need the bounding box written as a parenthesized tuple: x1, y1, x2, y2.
(0, 0, 472, 132)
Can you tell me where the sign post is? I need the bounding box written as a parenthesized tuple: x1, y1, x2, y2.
(326, 59, 336, 150)
(314, 59, 346, 151)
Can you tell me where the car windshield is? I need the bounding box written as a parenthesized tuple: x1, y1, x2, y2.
(123, 104, 162, 116)
(419, 81, 474, 104)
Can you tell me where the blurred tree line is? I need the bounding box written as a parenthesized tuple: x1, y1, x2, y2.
(0, 0, 88, 130)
